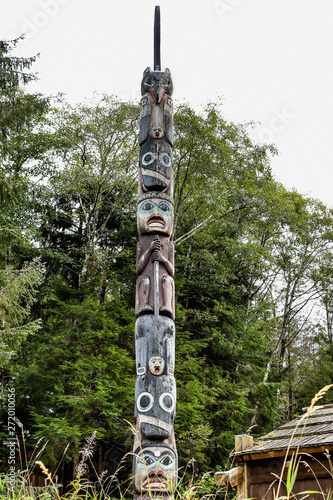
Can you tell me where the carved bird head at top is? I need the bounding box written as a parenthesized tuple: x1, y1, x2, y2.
(141, 67, 173, 103)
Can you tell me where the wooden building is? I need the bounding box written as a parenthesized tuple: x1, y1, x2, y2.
(215, 405, 333, 499)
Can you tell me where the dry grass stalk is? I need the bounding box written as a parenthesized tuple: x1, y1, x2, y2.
(74, 431, 97, 478)
(36, 461, 61, 500)
(274, 384, 333, 499)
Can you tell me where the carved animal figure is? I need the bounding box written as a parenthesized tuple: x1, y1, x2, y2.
(134, 315, 176, 439)
(135, 315, 175, 377)
(139, 67, 173, 193)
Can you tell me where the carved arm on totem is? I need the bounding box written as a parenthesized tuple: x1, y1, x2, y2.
(136, 235, 174, 276)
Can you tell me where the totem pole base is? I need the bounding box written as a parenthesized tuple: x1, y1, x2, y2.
(135, 493, 174, 500)
(132, 424, 178, 498)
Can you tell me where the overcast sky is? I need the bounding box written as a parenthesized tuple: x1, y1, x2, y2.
(2, 0, 333, 206)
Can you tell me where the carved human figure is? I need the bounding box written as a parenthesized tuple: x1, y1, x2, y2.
(149, 356, 165, 375)
(137, 193, 174, 237)
(133, 442, 178, 494)
(135, 234, 174, 319)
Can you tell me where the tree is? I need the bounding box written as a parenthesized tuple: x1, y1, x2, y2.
(0, 36, 51, 384)
(171, 101, 285, 464)
(4, 95, 333, 478)
(5, 95, 140, 468)
(0, 261, 43, 373)
(39, 95, 139, 293)
(0, 36, 51, 267)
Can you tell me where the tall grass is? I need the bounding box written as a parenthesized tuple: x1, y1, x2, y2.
(1, 387, 333, 499)
(269, 384, 333, 500)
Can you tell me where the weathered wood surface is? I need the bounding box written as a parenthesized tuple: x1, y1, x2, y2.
(235, 443, 333, 462)
(135, 234, 174, 318)
(139, 134, 173, 192)
(133, 7, 177, 498)
(235, 434, 253, 452)
(135, 316, 176, 440)
(214, 466, 244, 487)
(235, 453, 333, 500)
(246, 454, 332, 484)
(135, 315, 175, 376)
(139, 66, 173, 194)
(248, 478, 332, 500)
(133, 429, 177, 495)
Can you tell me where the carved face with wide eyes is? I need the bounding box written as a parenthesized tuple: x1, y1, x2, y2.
(139, 137, 172, 192)
(134, 446, 177, 492)
(141, 67, 173, 102)
(149, 356, 165, 375)
(137, 198, 173, 236)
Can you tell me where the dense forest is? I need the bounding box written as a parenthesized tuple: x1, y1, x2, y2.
(1, 37, 333, 484)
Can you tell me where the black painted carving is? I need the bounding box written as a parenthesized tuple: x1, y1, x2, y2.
(135, 315, 175, 377)
(134, 315, 176, 439)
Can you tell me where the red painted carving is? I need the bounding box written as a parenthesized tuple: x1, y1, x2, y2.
(135, 234, 174, 319)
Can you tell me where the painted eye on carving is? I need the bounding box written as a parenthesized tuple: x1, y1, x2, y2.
(160, 153, 171, 167)
(159, 455, 174, 468)
(137, 392, 154, 412)
(141, 202, 154, 211)
(161, 77, 170, 88)
(159, 392, 175, 412)
(143, 456, 154, 466)
(158, 202, 171, 212)
(144, 77, 155, 87)
(137, 455, 155, 468)
(142, 152, 156, 165)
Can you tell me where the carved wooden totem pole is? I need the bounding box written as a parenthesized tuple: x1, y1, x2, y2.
(133, 7, 177, 500)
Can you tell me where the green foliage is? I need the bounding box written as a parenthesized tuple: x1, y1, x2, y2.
(0, 37, 51, 377)
(13, 288, 136, 464)
(1, 45, 333, 485)
(0, 262, 43, 369)
(0, 36, 49, 195)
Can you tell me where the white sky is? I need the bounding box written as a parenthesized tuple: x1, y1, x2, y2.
(2, 0, 333, 206)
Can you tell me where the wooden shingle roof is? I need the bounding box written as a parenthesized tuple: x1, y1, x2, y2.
(233, 405, 333, 460)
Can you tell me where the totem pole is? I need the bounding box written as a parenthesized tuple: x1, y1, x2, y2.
(133, 6, 177, 500)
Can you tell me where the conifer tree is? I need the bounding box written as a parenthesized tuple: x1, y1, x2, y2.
(0, 36, 49, 375)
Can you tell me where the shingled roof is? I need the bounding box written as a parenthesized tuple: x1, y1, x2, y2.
(233, 404, 333, 459)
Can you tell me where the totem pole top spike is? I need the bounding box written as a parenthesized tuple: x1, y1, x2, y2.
(154, 6, 161, 71)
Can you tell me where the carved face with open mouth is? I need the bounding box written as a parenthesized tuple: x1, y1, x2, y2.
(137, 196, 173, 236)
(149, 356, 165, 375)
(134, 446, 177, 493)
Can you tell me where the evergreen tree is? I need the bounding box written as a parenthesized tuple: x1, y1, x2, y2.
(3, 94, 333, 479)
(0, 36, 49, 379)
